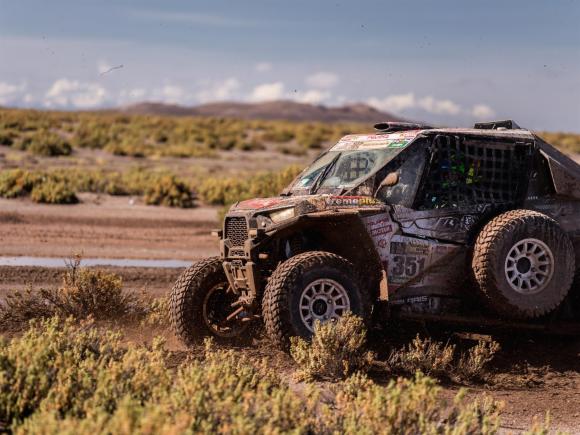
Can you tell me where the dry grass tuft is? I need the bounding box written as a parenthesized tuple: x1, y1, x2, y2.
(0, 318, 508, 434)
(386, 334, 500, 384)
(456, 340, 501, 382)
(387, 335, 455, 377)
(290, 313, 375, 381)
(0, 257, 150, 330)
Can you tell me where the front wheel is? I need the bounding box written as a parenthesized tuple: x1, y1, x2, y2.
(262, 251, 371, 349)
(170, 257, 250, 345)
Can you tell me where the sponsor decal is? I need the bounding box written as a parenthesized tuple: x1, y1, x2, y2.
(325, 196, 382, 207)
(331, 132, 417, 151)
(387, 140, 409, 148)
(362, 212, 398, 264)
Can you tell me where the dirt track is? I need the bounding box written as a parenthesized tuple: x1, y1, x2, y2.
(0, 194, 219, 260)
(0, 195, 579, 433)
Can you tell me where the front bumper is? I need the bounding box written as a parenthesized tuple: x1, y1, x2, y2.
(220, 213, 265, 299)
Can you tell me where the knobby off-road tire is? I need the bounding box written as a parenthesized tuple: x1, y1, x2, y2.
(472, 210, 575, 319)
(170, 257, 249, 345)
(262, 251, 371, 349)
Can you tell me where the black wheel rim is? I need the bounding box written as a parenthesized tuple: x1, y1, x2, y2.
(202, 283, 248, 338)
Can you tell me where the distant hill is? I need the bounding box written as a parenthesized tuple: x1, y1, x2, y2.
(119, 100, 404, 124)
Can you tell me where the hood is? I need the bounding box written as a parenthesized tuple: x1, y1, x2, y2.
(234, 197, 298, 211)
(231, 194, 384, 214)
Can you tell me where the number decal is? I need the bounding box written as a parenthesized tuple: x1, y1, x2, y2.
(405, 256, 417, 276)
(392, 255, 405, 276)
(391, 255, 426, 278)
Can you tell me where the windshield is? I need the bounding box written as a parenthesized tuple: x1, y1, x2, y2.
(290, 148, 403, 194)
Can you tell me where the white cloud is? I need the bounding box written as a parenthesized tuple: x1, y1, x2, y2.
(295, 89, 331, 104)
(255, 62, 272, 73)
(45, 79, 107, 108)
(197, 77, 240, 103)
(367, 93, 415, 112)
(368, 93, 497, 122)
(368, 93, 462, 116)
(0, 81, 27, 105)
(471, 104, 496, 119)
(250, 82, 285, 102)
(417, 96, 461, 115)
(305, 72, 339, 89)
(157, 85, 186, 104)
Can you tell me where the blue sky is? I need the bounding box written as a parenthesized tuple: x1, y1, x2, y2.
(1, 0, 579, 131)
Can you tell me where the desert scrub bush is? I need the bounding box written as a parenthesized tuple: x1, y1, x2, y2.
(387, 335, 456, 377)
(30, 178, 78, 204)
(197, 165, 302, 206)
(0, 260, 147, 329)
(290, 314, 375, 381)
(323, 372, 502, 434)
(3, 320, 507, 434)
(387, 335, 500, 384)
(0, 129, 17, 146)
(143, 174, 195, 208)
(538, 131, 580, 154)
(0, 317, 171, 429)
(0, 168, 36, 198)
(28, 131, 72, 156)
(456, 339, 501, 382)
(13, 129, 72, 156)
(0, 167, 199, 208)
(140, 295, 171, 329)
(4, 321, 314, 434)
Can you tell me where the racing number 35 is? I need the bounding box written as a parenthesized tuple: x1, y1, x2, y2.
(391, 255, 426, 277)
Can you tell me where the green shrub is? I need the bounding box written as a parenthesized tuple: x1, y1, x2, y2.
(0, 260, 147, 329)
(456, 340, 501, 382)
(140, 296, 170, 329)
(30, 179, 78, 204)
(2, 319, 508, 434)
(387, 335, 456, 377)
(0, 317, 170, 428)
(2, 108, 579, 160)
(0, 129, 17, 146)
(387, 335, 500, 384)
(261, 126, 295, 143)
(143, 174, 194, 208)
(290, 313, 375, 381)
(538, 131, 580, 154)
(27, 132, 72, 156)
(196, 165, 302, 206)
(324, 372, 501, 434)
(0, 167, 200, 208)
(0, 169, 36, 198)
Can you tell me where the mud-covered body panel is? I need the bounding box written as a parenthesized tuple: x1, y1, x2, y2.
(217, 122, 580, 320)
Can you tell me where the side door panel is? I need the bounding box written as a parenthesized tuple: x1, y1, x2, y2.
(362, 211, 467, 299)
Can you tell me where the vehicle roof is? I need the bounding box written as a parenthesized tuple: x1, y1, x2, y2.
(420, 127, 535, 140)
(331, 127, 535, 152)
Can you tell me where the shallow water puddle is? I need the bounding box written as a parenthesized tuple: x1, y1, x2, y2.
(0, 256, 190, 269)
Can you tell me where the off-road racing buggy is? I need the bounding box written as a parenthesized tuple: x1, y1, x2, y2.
(171, 120, 580, 348)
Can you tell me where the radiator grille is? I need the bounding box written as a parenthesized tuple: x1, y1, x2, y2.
(225, 217, 248, 247)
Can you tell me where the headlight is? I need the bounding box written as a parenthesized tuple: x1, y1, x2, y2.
(268, 207, 295, 223)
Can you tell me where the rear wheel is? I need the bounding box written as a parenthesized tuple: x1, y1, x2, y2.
(170, 257, 250, 345)
(472, 210, 575, 319)
(262, 251, 370, 349)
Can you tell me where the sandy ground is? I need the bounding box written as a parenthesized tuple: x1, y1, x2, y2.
(0, 195, 579, 433)
(0, 194, 219, 260)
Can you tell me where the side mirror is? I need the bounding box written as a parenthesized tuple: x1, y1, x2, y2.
(380, 172, 399, 188)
